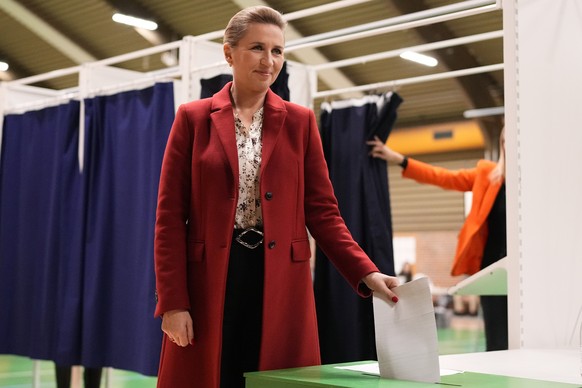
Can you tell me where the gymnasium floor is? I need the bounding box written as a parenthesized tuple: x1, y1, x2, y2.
(0, 315, 485, 387)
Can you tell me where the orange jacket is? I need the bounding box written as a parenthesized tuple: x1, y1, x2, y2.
(402, 158, 502, 276)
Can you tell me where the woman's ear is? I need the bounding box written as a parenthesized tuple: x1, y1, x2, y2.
(224, 44, 232, 66)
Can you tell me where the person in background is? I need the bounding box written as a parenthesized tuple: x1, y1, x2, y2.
(398, 261, 413, 283)
(154, 6, 400, 388)
(453, 294, 480, 316)
(54, 364, 102, 388)
(367, 128, 507, 351)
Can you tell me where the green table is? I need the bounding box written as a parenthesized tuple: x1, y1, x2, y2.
(245, 361, 581, 387)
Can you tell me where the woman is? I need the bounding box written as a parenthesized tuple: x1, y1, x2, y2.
(154, 6, 400, 388)
(367, 129, 507, 351)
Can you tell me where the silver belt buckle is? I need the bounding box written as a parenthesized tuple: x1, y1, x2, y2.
(235, 227, 264, 249)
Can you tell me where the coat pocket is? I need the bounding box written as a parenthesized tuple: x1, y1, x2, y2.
(187, 240, 205, 262)
(291, 238, 311, 262)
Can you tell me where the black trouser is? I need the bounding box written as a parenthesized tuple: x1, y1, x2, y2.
(480, 295, 508, 351)
(55, 365, 102, 388)
(220, 230, 264, 388)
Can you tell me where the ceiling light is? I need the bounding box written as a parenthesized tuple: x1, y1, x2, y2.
(399, 51, 438, 67)
(0, 61, 8, 72)
(463, 106, 505, 118)
(112, 13, 158, 31)
(160, 52, 178, 67)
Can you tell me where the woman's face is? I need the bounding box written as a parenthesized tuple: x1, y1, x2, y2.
(224, 23, 285, 94)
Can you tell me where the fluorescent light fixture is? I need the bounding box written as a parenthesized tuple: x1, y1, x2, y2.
(160, 51, 178, 67)
(399, 51, 438, 67)
(0, 61, 8, 71)
(112, 13, 158, 31)
(463, 106, 505, 118)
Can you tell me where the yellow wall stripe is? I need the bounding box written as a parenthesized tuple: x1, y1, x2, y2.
(388, 120, 484, 155)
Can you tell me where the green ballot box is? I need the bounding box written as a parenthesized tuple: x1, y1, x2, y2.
(245, 360, 580, 388)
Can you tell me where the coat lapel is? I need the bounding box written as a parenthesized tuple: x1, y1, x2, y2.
(476, 174, 502, 223)
(210, 83, 238, 185)
(261, 89, 287, 173)
(473, 168, 502, 225)
(209, 84, 288, 186)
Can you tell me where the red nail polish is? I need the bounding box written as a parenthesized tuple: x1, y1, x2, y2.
(391, 296, 399, 303)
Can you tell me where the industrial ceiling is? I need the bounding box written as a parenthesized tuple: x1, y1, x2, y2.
(0, 0, 504, 147)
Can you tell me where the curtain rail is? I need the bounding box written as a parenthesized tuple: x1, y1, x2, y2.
(314, 63, 504, 99)
(314, 30, 503, 71)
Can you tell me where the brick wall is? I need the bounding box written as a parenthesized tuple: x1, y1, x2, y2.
(394, 231, 463, 289)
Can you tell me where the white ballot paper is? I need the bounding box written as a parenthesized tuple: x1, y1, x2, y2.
(373, 276, 440, 383)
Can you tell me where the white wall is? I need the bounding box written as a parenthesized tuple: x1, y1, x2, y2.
(504, 0, 582, 349)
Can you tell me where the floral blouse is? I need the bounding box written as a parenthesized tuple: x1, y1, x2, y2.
(234, 107, 263, 229)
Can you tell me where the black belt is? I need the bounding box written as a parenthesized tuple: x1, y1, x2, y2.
(234, 227, 264, 249)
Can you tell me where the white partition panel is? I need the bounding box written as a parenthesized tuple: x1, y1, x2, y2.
(504, 0, 582, 349)
(286, 61, 315, 108)
(187, 39, 232, 101)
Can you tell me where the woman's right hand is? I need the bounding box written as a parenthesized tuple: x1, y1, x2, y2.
(366, 136, 405, 164)
(161, 309, 194, 347)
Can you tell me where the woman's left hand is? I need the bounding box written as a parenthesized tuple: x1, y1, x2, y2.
(362, 272, 400, 303)
(366, 136, 404, 164)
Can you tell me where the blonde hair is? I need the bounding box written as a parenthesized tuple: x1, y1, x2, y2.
(223, 6, 286, 47)
(488, 127, 505, 183)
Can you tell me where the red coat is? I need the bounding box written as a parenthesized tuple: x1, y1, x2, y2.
(154, 83, 379, 387)
(402, 158, 502, 276)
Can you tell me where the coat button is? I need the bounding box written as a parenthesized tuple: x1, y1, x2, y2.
(265, 192, 273, 200)
(268, 240, 276, 249)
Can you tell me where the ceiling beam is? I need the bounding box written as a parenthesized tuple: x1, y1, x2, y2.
(0, 0, 96, 64)
(390, 0, 503, 150)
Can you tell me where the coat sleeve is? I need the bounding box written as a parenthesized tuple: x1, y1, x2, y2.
(302, 110, 379, 296)
(403, 157, 478, 192)
(154, 105, 193, 317)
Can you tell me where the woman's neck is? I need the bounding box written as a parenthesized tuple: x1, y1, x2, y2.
(230, 84, 265, 116)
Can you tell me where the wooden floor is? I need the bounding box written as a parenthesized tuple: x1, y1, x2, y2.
(0, 315, 484, 387)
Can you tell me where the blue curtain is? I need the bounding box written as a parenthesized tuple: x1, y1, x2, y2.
(0, 101, 84, 364)
(0, 82, 174, 376)
(314, 92, 402, 364)
(81, 83, 174, 375)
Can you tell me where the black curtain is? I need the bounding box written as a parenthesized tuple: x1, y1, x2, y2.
(200, 61, 290, 101)
(314, 92, 403, 364)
